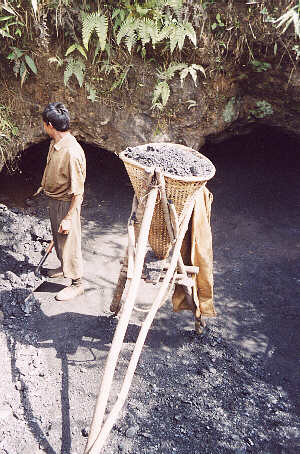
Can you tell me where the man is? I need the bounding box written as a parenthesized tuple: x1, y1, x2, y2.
(40, 102, 86, 301)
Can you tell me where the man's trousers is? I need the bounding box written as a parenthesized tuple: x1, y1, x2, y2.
(48, 197, 83, 280)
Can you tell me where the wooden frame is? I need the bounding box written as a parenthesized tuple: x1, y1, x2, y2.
(85, 172, 205, 454)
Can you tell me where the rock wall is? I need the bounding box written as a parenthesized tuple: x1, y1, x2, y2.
(0, 51, 300, 172)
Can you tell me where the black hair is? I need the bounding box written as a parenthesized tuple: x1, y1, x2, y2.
(42, 102, 70, 132)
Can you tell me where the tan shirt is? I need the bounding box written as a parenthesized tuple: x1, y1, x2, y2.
(41, 133, 86, 201)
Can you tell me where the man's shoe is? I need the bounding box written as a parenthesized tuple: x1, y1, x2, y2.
(55, 284, 84, 301)
(47, 267, 63, 278)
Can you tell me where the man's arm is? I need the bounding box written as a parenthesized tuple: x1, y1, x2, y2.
(58, 194, 83, 234)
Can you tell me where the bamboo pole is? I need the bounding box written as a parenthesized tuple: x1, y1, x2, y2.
(155, 170, 176, 243)
(169, 201, 179, 239)
(85, 184, 158, 454)
(155, 170, 195, 309)
(174, 265, 199, 274)
(86, 196, 196, 454)
(123, 267, 198, 278)
(127, 195, 138, 278)
(127, 223, 135, 279)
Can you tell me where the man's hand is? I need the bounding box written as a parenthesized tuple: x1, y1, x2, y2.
(58, 194, 82, 234)
(58, 217, 72, 235)
(32, 186, 43, 198)
(25, 186, 43, 207)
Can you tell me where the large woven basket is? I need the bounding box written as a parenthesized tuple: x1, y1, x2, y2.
(119, 143, 215, 259)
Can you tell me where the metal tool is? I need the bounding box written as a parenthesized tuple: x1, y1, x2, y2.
(35, 240, 54, 276)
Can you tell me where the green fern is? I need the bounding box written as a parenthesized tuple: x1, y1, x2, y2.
(136, 4, 150, 17)
(274, 6, 300, 38)
(82, 13, 96, 50)
(183, 22, 197, 47)
(137, 17, 170, 50)
(152, 61, 206, 110)
(138, 18, 157, 46)
(64, 57, 85, 87)
(173, 24, 185, 51)
(110, 65, 132, 91)
(166, 0, 183, 10)
(179, 64, 206, 87)
(82, 12, 108, 51)
(65, 43, 87, 59)
(157, 62, 186, 80)
(114, 0, 196, 54)
(117, 17, 136, 47)
(166, 22, 197, 53)
(125, 31, 137, 53)
(85, 82, 97, 103)
(112, 8, 127, 33)
(152, 80, 170, 110)
(48, 55, 64, 68)
(94, 14, 108, 51)
(169, 1, 184, 23)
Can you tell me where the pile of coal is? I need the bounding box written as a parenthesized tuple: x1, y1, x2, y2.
(0, 203, 51, 318)
(124, 144, 212, 178)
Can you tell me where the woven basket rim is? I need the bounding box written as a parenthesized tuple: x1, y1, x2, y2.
(119, 142, 216, 183)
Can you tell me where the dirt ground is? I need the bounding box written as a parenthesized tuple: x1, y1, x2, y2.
(0, 127, 299, 454)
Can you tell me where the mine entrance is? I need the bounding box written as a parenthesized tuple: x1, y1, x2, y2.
(0, 141, 133, 211)
(0, 126, 298, 211)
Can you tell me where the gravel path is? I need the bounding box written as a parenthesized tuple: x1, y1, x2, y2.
(0, 130, 299, 454)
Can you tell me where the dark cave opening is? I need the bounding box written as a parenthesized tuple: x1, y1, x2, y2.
(0, 141, 131, 208)
(0, 125, 299, 210)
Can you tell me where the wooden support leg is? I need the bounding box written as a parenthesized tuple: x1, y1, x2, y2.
(110, 195, 138, 314)
(85, 184, 158, 454)
(156, 170, 204, 331)
(194, 307, 206, 335)
(127, 224, 135, 279)
(127, 195, 138, 279)
(85, 194, 196, 454)
(110, 261, 127, 314)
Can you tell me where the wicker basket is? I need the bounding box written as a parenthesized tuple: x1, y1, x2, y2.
(119, 143, 215, 259)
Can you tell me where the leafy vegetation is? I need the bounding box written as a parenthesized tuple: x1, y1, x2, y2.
(0, 1, 299, 114)
(7, 47, 37, 86)
(0, 104, 19, 170)
(249, 100, 274, 119)
(115, 1, 196, 54)
(251, 60, 272, 73)
(152, 62, 206, 110)
(274, 3, 300, 38)
(211, 13, 225, 31)
(0, 0, 298, 169)
(64, 57, 85, 87)
(82, 11, 108, 51)
(223, 97, 237, 123)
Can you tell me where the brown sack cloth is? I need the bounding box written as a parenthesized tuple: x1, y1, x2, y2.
(172, 185, 216, 317)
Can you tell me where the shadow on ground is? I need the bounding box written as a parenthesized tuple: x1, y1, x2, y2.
(1, 126, 300, 453)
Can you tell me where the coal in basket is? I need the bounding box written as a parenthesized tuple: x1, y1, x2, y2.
(119, 142, 216, 259)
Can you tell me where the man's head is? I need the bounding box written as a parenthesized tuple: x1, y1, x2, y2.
(42, 102, 70, 136)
